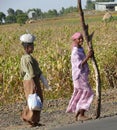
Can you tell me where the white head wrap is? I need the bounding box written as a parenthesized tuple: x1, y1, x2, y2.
(20, 33, 35, 43)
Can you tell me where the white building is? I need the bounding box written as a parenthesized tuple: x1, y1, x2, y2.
(95, 2, 117, 11)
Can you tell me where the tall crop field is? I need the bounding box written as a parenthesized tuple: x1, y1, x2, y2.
(0, 11, 117, 106)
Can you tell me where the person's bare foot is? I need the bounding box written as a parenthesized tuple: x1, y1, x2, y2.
(78, 115, 92, 121)
(75, 115, 78, 121)
(75, 111, 80, 121)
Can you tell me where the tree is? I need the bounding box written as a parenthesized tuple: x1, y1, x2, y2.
(5, 15, 16, 23)
(15, 9, 24, 16)
(47, 9, 58, 18)
(52, 9, 58, 16)
(59, 7, 65, 15)
(86, 0, 95, 10)
(0, 12, 6, 24)
(27, 8, 43, 19)
(59, 6, 77, 15)
(63, 7, 72, 14)
(6, 8, 16, 23)
(16, 13, 28, 25)
(7, 8, 15, 16)
(34, 8, 42, 19)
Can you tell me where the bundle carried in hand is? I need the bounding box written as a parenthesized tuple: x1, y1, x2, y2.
(28, 93, 43, 111)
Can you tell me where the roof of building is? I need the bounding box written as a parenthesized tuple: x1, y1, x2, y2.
(95, 2, 117, 5)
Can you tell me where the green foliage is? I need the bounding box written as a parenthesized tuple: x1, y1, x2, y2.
(1, 6, 78, 24)
(5, 15, 16, 23)
(16, 13, 28, 25)
(7, 8, 15, 16)
(86, 0, 95, 10)
(0, 12, 6, 24)
(15, 9, 24, 16)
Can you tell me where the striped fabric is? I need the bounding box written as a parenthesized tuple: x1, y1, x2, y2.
(66, 87, 94, 113)
(66, 46, 94, 114)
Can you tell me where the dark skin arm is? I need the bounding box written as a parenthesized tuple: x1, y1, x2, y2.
(81, 49, 94, 66)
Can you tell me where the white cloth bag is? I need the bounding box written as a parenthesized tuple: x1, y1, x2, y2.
(28, 93, 42, 111)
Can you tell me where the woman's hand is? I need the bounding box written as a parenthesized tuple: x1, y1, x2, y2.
(87, 49, 94, 58)
(81, 49, 94, 66)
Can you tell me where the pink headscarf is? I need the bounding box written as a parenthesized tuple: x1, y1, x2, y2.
(71, 32, 83, 40)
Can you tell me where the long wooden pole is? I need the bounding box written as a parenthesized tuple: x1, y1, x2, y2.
(78, 0, 101, 118)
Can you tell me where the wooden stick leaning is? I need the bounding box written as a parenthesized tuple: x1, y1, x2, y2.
(78, 0, 101, 119)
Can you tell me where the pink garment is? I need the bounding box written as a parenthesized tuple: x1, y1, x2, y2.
(71, 32, 82, 40)
(66, 47, 94, 113)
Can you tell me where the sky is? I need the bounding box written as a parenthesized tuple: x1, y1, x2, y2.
(0, 0, 87, 15)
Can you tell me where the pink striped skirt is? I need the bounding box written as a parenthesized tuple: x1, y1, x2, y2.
(66, 76, 94, 113)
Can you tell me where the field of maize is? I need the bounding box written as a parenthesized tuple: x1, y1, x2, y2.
(0, 11, 117, 106)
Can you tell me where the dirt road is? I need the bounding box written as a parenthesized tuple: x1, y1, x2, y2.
(0, 88, 117, 130)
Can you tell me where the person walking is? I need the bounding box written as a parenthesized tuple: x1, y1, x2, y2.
(66, 32, 94, 121)
(20, 33, 51, 127)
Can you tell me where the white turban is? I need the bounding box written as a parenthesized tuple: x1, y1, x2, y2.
(20, 33, 35, 43)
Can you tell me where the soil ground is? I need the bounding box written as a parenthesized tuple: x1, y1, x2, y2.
(0, 88, 117, 130)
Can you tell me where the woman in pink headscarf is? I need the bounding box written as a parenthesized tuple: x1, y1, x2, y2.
(66, 32, 94, 121)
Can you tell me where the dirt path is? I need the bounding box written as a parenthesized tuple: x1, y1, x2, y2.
(0, 88, 117, 130)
